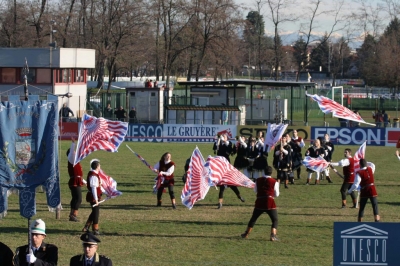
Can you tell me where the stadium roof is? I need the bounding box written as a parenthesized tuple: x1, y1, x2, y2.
(177, 79, 316, 87)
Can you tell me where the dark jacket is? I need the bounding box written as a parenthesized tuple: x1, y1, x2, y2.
(70, 253, 112, 266)
(16, 242, 58, 266)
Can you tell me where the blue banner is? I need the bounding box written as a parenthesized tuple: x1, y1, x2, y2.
(334, 222, 400, 266)
(127, 124, 163, 142)
(0, 96, 60, 218)
(312, 127, 385, 146)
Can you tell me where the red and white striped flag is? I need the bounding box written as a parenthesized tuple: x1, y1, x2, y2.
(99, 169, 122, 198)
(302, 156, 330, 172)
(353, 141, 366, 172)
(181, 147, 210, 210)
(206, 156, 255, 188)
(181, 148, 255, 210)
(74, 114, 128, 165)
(306, 93, 376, 126)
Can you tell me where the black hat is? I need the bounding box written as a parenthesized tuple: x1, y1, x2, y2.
(80, 232, 101, 245)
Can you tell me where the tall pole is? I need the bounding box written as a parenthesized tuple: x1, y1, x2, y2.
(23, 58, 29, 101)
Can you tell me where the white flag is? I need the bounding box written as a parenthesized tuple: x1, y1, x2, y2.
(264, 123, 288, 152)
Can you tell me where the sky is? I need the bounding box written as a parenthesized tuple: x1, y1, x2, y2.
(234, 0, 390, 48)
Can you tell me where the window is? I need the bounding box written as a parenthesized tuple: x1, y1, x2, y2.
(36, 69, 51, 84)
(62, 69, 71, 83)
(74, 69, 85, 83)
(2, 68, 16, 83)
(55, 69, 71, 83)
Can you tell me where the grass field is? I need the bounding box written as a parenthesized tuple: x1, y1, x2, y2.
(1, 141, 400, 266)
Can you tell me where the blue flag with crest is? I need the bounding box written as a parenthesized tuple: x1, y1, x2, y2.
(0, 95, 60, 219)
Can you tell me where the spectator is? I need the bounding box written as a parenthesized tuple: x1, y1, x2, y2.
(380, 96, 385, 109)
(128, 107, 137, 123)
(382, 110, 389, 127)
(60, 103, 74, 122)
(104, 104, 113, 119)
(154, 80, 158, 88)
(114, 106, 126, 122)
(372, 110, 383, 127)
(338, 117, 348, 127)
(351, 110, 361, 127)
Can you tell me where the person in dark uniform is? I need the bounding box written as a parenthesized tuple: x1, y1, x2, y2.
(273, 136, 292, 188)
(213, 133, 233, 161)
(348, 159, 380, 222)
(305, 138, 326, 185)
(244, 137, 258, 180)
(240, 166, 280, 241)
(253, 135, 268, 179)
(82, 159, 103, 235)
(321, 134, 334, 183)
(67, 138, 86, 222)
(15, 219, 58, 266)
(330, 148, 357, 208)
(232, 135, 248, 172)
(182, 157, 191, 184)
(213, 133, 245, 208)
(0, 241, 13, 266)
(290, 130, 305, 179)
(153, 152, 176, 209)
(70, 232, 112, 266)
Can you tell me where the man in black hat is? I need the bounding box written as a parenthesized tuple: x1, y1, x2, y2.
(70, 232, 112, 266)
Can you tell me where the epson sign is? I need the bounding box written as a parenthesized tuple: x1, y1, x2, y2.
(312, 127, 385, 146)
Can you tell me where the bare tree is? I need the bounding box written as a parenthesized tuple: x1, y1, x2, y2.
(293, 0, 344, 81)
(265, 0, 299, 80)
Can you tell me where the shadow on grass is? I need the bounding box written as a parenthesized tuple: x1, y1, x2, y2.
(380, 201, 400, 206)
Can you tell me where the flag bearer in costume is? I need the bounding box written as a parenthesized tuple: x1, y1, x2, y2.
(348, 159, 380, 222)
(67, 138, 86, 222)
(273, 136, 292, 188)
(291, 130, 305, 179)
(233, 135, 249, 172)
(153, 152, 177, 209)
(330, 148, 357, 208)
(305, 138, 325, 185)
(241, 166, 280, 241)
(213, 133, 245, 209)
(83, 159, 103, 235)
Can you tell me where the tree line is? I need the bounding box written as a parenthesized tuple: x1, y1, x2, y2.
(0, 0, 399, 91)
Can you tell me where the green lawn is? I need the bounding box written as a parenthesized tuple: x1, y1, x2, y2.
(1, 142, 399, 266)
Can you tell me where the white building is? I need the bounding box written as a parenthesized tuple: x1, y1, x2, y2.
(0, 47, 96, 119)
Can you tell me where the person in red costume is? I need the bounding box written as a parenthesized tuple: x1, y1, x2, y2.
(240, 166, 280, 241)
(330, 148, 357, 208)
(67, 138, 86, 222)
(82, 159, 102, 235)
(153, 152, 177, 209)
(348, 159, 380, 222)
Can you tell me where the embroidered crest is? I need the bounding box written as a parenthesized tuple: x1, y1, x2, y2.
(15, 139, 35, 165)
